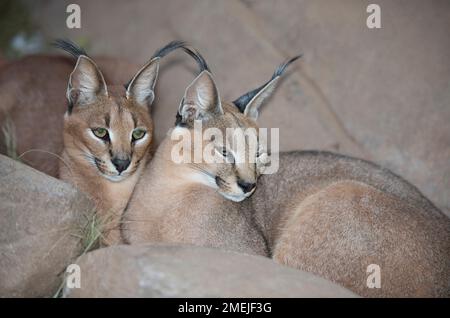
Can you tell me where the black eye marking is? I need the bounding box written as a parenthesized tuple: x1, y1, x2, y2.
(219, 147, 236, 164)
(105, 114, 110, 128)
(131, 113, 138, 128)
(101, 134, 110, 142)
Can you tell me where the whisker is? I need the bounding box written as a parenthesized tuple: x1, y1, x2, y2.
(189, 163, 215, 178)
(18, 149, 75, 181)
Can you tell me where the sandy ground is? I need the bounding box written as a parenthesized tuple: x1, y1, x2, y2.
(12, 0, 450, 216)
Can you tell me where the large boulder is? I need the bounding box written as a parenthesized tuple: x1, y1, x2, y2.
(0, 155, 95, 297)
(64, 244, 357, 297)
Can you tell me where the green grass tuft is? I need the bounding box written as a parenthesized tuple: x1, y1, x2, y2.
(52, 210, 103, 298)
(80, 212, 103, 254)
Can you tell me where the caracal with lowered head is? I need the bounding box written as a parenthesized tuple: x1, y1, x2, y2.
(123, 53, 449, 297)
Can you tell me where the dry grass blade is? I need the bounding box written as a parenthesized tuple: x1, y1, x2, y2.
(2, 116, 20, 161)
(53, 209, 102, 298)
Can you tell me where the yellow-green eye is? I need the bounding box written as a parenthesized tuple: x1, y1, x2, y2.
(132, 129, 146, 141)
(92, 127, 108, 139)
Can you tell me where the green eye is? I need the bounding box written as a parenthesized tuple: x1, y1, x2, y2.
(132, 129, 146, 140)
(92, 127, 108, 139)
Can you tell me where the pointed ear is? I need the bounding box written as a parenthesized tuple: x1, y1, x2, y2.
(178, 71, 223, 124)
(126, 57, 159, 108)
(243, 77, 279, 121)
(67, 55, 108, 110)
(233, 55, 302, 120)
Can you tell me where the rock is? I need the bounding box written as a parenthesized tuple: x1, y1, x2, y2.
(243, 0, 450, 216)
(64, 244, 357, 297)
(0, 155, 95, 297)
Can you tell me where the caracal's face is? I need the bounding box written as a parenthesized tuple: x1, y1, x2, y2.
(64, 94, 152, 182)
(172, 54, 299, 202)
(174, 103, 270, 202)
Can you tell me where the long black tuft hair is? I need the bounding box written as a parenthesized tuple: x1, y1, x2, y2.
(52, 39, 88, 58)
(151, 40, 186, 59)
(151, 40, 209, 73)
(182, 47, 209, 73)
(125, 41, 210, 90)
(233, 54, 302, 113)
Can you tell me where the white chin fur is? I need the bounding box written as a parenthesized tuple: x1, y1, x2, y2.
(219, 192, 247, 202)
(102, 173, 127, 182)
(219, 188, 255, 202)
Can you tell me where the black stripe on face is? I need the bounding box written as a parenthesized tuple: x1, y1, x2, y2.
(117, 102, 123, 115)
(131, 113, 138, 128)
(105, 114, 110, 128)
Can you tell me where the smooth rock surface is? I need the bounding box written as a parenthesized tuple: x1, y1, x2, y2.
(64, 244, 357, 298)
(0, 154, 95, 297)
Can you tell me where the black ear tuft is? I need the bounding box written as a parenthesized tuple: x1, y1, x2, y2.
(124, 41, 187, 91)
(124, 41, 210, 90)
(151, 40, 186, 59)
(182, 47, 210, 73)
(53, 39, 88, 58)
(272, 54, 302, 79)
(233, 54, 302, 113)
(151, 40, 210, 73)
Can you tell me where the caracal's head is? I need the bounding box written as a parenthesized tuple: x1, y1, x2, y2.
(170, 55, 301, 201)
(59, 40, 187, 182)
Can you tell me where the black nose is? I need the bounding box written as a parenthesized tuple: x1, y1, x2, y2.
(237, 180, 256, 194)
(112, 157, 130, 173)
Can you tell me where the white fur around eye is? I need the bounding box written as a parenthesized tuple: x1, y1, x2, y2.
(108, 130, 115, 143)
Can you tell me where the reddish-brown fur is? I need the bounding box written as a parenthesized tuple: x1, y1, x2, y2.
(0, 55, 138, 176)
(0, 54, 153, 245)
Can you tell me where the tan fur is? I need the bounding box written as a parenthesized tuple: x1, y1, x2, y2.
(0, 55, 138, 176)
(123, 65, 449, 297)
(1, 41, 209, 247)
(123, 102, 268, 256)
(255, 160, 450, 297)
(0, 55, 153, 245)
(60, 89, 153, 245)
